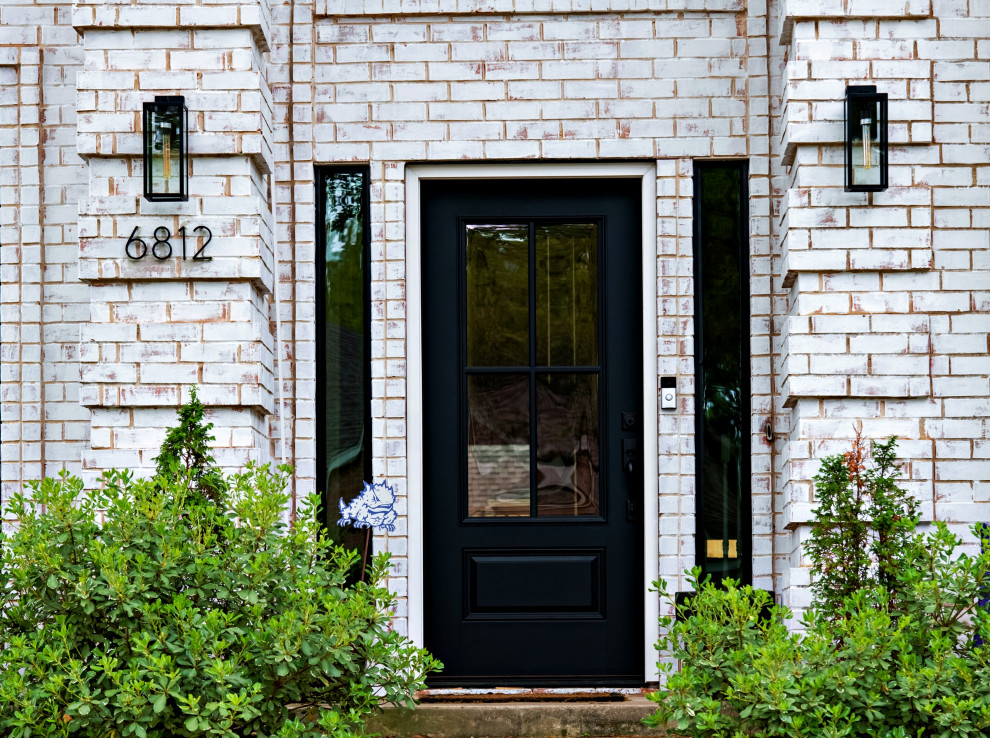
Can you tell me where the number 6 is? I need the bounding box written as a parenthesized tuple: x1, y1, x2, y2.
(125, 226, 147, 260)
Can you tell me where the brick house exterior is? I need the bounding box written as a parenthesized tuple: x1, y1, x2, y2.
(1, 0, 988, 683)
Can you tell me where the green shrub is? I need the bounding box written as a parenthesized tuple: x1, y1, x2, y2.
(647, 438, 990, 738)
(152, 386, 227, 507)
(0, 400, 440, 738)
(804, 434, 920, 622)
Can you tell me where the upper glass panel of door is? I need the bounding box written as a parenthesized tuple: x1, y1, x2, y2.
(466, 224, 598, 368)
(466, 225, 529, 367)
(464, 221, 601, 519)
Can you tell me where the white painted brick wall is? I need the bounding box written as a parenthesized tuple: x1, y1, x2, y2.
(774, 2, 990, 618)
(1, 0, 986, 643)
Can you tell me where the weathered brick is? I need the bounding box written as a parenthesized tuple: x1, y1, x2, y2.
(2, 0, 987, 641)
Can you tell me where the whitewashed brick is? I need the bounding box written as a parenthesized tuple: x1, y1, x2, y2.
(1, 0, 986, 642)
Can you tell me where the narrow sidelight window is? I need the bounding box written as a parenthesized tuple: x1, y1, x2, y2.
(693, 161, 751, 586)
(316, 167, 371, 553)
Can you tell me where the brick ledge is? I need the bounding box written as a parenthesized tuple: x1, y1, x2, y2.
(72, 2, 270, 53)
(317, 0, 745, 18)
(778, 0, 932, 46)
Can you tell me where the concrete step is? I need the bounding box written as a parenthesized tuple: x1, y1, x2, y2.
(368, 693, 660, 738)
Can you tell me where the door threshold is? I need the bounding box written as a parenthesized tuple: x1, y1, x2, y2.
(418, 690, 631, 703)
(417, 685, 655, 701)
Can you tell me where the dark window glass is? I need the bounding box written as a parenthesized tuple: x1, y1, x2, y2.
(536, 372, 600, 517)
(694, 162, 751, 586)
(466, 373, 531, 518)
(535, 223, 598, 367)
(317, 168, 370, 561)
(462, 220, 603, 520)
(466, 225, 530, 367)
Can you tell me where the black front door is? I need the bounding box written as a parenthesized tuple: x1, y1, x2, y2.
(422, 177, 643, 685)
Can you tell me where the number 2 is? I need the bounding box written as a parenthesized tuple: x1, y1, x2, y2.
(192, 226, 212, 261)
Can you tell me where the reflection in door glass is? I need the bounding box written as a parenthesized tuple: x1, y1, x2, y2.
(535, 224, 598, 367)
(467, 374, 531, 517)
(463, 221, 604, 520)
(466, 225, 530, 367)
(536, 373, 600, 517)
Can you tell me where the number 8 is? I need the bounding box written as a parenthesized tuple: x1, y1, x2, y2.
(152, 226, 172, 261)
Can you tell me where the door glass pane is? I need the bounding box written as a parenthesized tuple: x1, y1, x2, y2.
(467, 373, 531, 517)
(466, 225, 529, 367)
(535, 223, 598, 367)
(536, 373, 600, 517)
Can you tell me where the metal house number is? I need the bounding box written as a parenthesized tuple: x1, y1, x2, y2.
(124, 225, 213, 261)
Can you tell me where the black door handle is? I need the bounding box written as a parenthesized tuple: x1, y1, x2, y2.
(622, 439, 639, 520)
(622, 438, 637, 475)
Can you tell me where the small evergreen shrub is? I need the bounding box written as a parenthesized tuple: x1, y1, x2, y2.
(0, 396, 440, 738)
(647, 437, 990, 738)
(152, 386, 228, 506)
(804, 434, 920, 622)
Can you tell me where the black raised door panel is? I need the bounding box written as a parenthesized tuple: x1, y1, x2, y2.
(422, 178, 643, 686)
(466, 550, 604, 618)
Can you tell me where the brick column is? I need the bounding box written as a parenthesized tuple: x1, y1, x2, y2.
(773, 0, 990, 616)
(72, 0, 276, 485)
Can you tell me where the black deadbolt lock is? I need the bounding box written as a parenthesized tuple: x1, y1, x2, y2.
(621, 411, 637, 430)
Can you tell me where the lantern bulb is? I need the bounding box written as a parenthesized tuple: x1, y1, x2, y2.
(860, 116, 872, 170)
(163, 135, 171, 189)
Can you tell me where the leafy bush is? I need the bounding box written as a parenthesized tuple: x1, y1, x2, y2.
(647, 438, 990, 738)
(0, 399, 440, 738)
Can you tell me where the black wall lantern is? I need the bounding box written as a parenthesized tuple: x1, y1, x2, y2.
(143, 96, 188, 202)
(844, 85, 888, 192)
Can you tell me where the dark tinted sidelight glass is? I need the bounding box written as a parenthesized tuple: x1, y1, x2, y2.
(695, 163, 750, 585)
(318, 169, 370, 557)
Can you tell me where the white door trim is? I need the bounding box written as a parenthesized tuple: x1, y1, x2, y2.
(405, 161, 660, 682)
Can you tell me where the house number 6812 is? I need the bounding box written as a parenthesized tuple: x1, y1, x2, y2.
(125, 225, 213, 261)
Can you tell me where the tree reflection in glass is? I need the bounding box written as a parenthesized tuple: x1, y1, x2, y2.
(322, 171, 368, 560)
(466, 225, 529, 367)
(536, 373, 600, 517)
(536, 224, 598, 367)
(463, 221, 602, 519)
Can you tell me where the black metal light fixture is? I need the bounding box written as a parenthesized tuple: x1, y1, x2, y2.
(844, 85, 888, 192)
(143, 96, 188, 201)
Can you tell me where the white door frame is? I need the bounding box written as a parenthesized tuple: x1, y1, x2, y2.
(405, 161, 660, 683)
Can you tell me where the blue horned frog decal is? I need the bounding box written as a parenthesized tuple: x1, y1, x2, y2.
(338, 479, 398, 533)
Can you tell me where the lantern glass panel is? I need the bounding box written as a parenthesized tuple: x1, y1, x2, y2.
(848, 95, 883, 189)
(147, 103, 183, 197)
